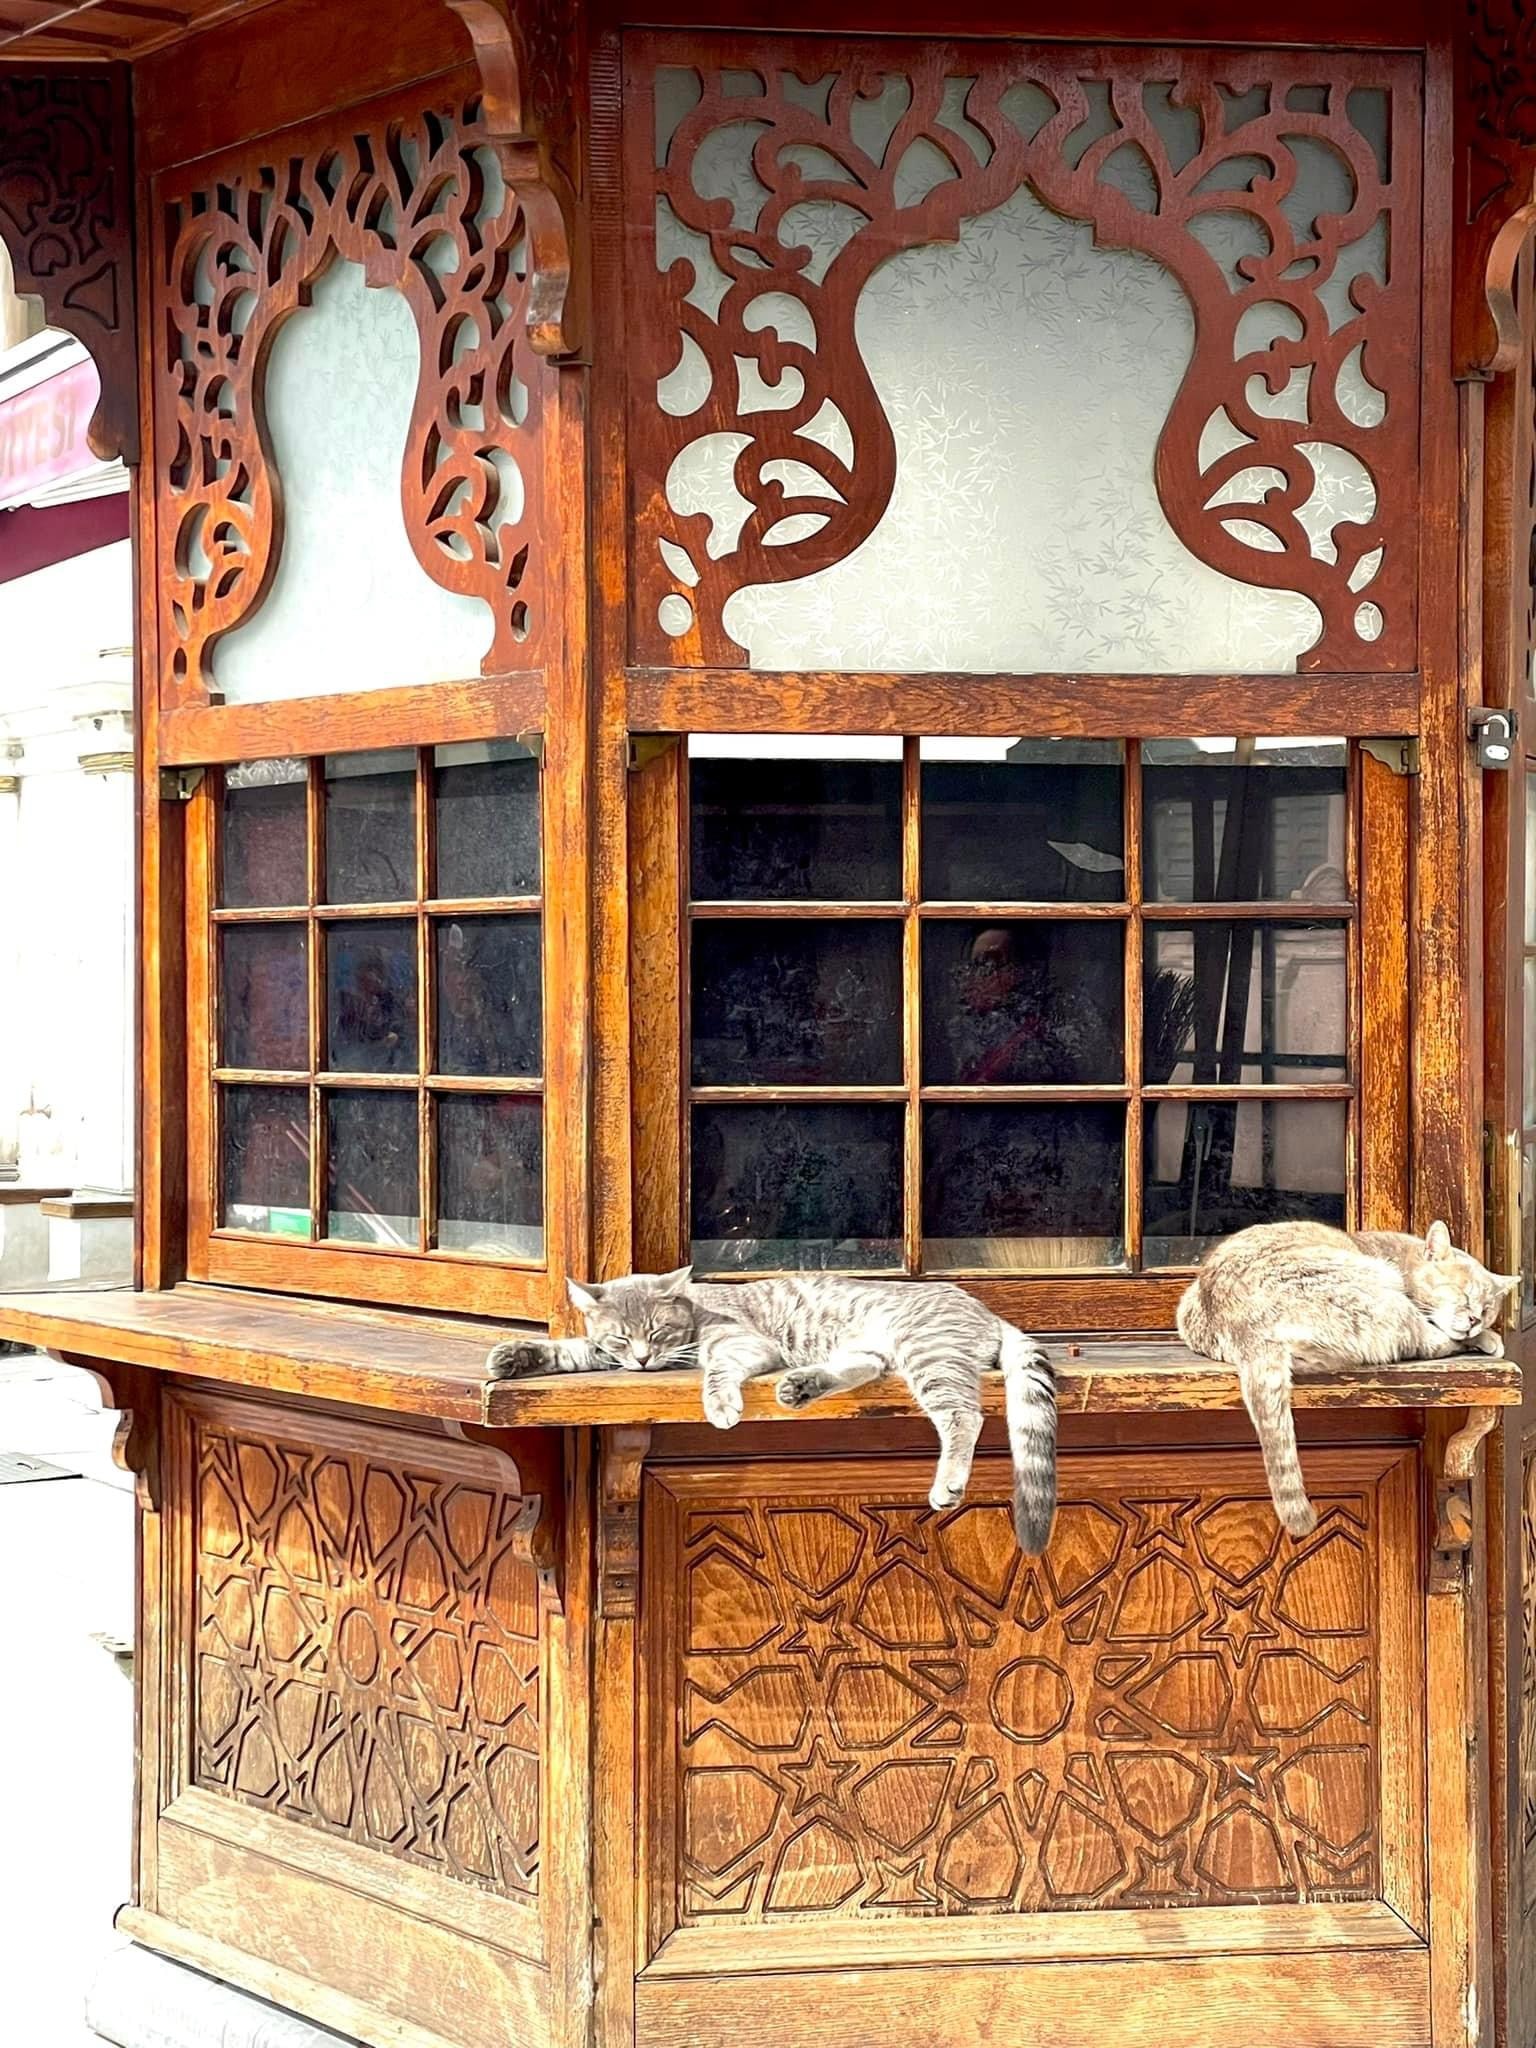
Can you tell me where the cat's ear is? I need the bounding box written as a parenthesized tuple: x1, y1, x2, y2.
(1425, 1220, 1453, 1260)
(657, 1264, 694, 1296)
(566, 1277, 604, 1314)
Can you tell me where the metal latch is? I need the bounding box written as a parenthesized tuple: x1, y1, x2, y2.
(1469, 705, 1517, 768)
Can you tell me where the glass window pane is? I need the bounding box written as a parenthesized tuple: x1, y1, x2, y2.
(1145, 922, 1347, 1085)
(689, 748, 903, 900)
(326, 1090, 419, 1247)
(220, 1086, 310, 1235)
(221, 760, 306, 908)
(691, 1102, 903, 1270)
(921, 920, 1124, 1085)
(1144, 1097, 1347, 1266)
(1525, 773, 1536, 945)
(436, 1094, 543, 1260)
(435, 915, 542, 1078)
(1523, 1141, 1536, 1327)
(211, 260, 496, 704)
(922, 1104, 1125, 1269)
(691, 920, 903, 1086)
(324, 750, 416, 904)
(219, 925, 309, 1072)
(920, 740, 1124, 902)
(434, 741, 540, 899)
(1526, 958, 1536, 1128)
(1143, 739, 1347, 903)
(326, 920, 418, 1073)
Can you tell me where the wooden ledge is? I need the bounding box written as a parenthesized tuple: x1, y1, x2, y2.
(38, 1193, 134, 1221)
(0, 1286, 1517, 1428)
(483, 1345, 1521, 1427)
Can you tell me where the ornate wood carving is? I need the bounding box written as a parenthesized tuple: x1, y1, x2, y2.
(152, 77, 553, 705)
(192, 1405, 542, 1897)
(1458, 2, 1536, 376)
(0, 67, 137, 463)
(627, 37, 1421, 673)
(445, 0, 586, 357)
(649, 1453, 1406, 1927)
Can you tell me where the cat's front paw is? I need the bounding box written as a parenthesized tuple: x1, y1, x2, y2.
(928, 1474, 967, 1510)
(486, 1340, 554, 1380)
(776, 1367, 829, 1410)
(1473, 1328, 1506, 1357)
(702, 1374, 743, 1429)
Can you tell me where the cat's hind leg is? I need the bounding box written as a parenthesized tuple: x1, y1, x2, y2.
(699, 1325, 783, 1428)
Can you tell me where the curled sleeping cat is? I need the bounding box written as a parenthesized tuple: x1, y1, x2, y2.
(487, 1269, 1059, 1554)
(1179, 1219, 1517, 1537)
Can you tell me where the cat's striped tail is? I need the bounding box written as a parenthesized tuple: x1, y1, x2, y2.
(999, 1327, 1057, 1554)
(1241, 1343, 1318, 1539)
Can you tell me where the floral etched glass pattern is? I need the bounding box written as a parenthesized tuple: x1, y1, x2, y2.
(212, 261, 498, 702)
(212, 746, 546, 1267)
(685, 736, 1353, 1276)
(638, 52, 1413, 673)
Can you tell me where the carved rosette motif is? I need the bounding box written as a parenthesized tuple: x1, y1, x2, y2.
(0, 68, 136, 462)
(628, 41, 1421, 672)
(654, 1461, 1385, 1924)
(154, 84, 551, 703)
(194, 1416, 542, 1896)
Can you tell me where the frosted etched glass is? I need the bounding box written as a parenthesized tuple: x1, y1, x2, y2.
(214, 261, 493, 703)
(654, 71, 1388, 675)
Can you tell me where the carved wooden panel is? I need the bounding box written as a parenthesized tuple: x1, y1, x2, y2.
(0, 68, 136, 462)
(1521, 1442, 1536, 1917)
(1457, 2, 1536, 376)
(151, 72, 553, 705)
(647, 1450, 1413, 1935)
(625, 35, 1421, 673)
(191, 1402, 541, 1897)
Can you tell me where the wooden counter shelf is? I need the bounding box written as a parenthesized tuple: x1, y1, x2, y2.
(0, 1284, 1518, 1426)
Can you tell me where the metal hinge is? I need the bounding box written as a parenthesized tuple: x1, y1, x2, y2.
(158, 766, 205, 801)
(1359, 737, 1419, 776)
(629, 735, 680, 771)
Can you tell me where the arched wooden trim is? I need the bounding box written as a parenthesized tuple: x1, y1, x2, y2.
(0, 66, 139, 463)
(1485, 197, 1536, 378)
(444, 0, 587, 359)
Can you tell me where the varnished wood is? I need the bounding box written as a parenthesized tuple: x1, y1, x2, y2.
(159, 680, 548, 769)
(626, 669, 1421, 741)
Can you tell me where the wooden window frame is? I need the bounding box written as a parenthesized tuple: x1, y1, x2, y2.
(630, 724, 1410, 1331)
(180, 681, 570, 1321)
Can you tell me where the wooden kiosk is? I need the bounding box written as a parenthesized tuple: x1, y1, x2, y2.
(3, 2, 1536, 2043)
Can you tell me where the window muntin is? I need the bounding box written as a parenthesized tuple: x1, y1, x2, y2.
(210, 742, 545, 1265)
(684, 735, 1351, 1275)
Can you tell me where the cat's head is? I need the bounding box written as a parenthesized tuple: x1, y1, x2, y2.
(1404, 1221, 1518, 1342)
(565, 1267, 697, 1369)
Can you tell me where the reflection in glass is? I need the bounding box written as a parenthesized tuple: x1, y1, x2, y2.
(1143, 739, 1347, 902)
(434, 741, 540, 899)
(1145, 922, 1347, 1084)
(220, 925, 309, 1072)
(691, 1102, 903, 1269)
(921, 921, 1123, 1084)
(691, 920, 903, 1085)
(221, 760, 306, 908)
(437, 1094, 543, 1259)
(923, 1104, 1125, 1267)
(220, 1086, 310, 1235)
(326, 1090, 419, 1246)
(326, 920, 418, 1072)
(1143, 1097, 1347, 1264)
(920, 740, 1124, 902)
(324, 750, 416, 903)
(434, 915, 542, 1077)
(689, 746, 903, 900)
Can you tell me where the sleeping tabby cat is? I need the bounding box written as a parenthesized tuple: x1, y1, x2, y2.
(1178, 1220, 1517, 1536)
(487, 1269, 1059, 1553)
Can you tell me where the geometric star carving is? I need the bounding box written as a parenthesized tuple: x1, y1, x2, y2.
(868, 1505, 931, 1557)
(781, 1599, 854, 1679)
(1199, 1586, 1278, 1665)
(1202, 1741, 1280, 1804)
(782, 1737, 857, 1814)
(1125, 1497, 1199, 1549)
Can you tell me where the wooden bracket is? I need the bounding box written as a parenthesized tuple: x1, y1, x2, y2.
(59, 1354, 160, 1512)
(443, 0, 586, 359)
(598, 1426, 652, 1619)
(1430, 1405, 1499, 1595)
(455, 1423, 566, 1613)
